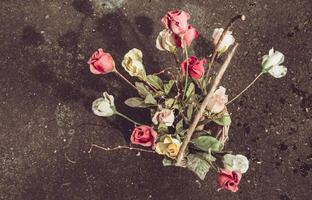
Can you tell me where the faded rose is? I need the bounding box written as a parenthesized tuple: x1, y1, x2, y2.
(156, 29, 177, 52)
(155, 135, 181, 159)
(206, 86, 228, 113)
(88, 48, 115, 74)
(175, 25, 198, 47)
(181, 56, 206, 80)
(217, 169, 241, 192)
(152, 109, 175, 126)
(161, 10, 190, 35)
(212, 28, 235, 53)
(130, 125, 157, 148)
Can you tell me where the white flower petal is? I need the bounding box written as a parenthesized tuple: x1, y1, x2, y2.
(268, 65, 287, 78)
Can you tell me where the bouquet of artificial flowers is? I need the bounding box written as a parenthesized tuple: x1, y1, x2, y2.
(88, 10, 286, 192)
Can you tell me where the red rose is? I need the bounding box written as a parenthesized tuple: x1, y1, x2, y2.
(175, 25, 198, 47)
(88, 48, 115, 74)
(161, 10, 190, 35)
(181, 56, 206, 79)
(130, 125, 157, 148)
(217, 169, 241, 192)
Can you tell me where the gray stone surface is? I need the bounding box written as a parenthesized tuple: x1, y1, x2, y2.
(0, 0, 311, 199)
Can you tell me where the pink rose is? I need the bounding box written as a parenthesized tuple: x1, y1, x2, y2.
(217, 169, 241, 192)
(181, 56, 206, 80)
(130, 125, 157, 148)
(88, 48, 115, 74)
(175, 25, 198, 47)
(161, 10, 190, 35)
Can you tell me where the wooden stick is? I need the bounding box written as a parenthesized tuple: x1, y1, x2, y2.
(175, 43, 239, 166)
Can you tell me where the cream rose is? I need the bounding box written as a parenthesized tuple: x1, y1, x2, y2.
(152, 109, 175, 126)
(122, 48, 146, 79)
(207, 86, 228, 113)
(156, 29, 177, 52)
(212, 28, 235, 53)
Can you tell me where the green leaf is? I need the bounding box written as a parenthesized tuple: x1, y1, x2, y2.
(185, 82, 195, 101)
(191, 136, 222, 152)
(158, 123, 169, 134)
(162, 157, 173, 166)
(164, 80, 175, 95)
(144, 94, 157, 105)
(146, 75, 163, 90)
(135, 82, 152, 97)
(175, 119, 184, 135)
(197, 152, 216, 162)
(186, 154, 210, 180)
(213, 113, 231, 126)
(186, 104, 194, 121)
(125, 97, 149, 108)
(165, 98, 175, 108)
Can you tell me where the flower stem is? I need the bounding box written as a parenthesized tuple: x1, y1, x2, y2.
(226, 72, 263, 105)
(114, 70, 137, 90)
(175, 44, 239, 166)
(116, 111, 142, 126)
(182, 42, 189, 100)
(205, 15, 246, 79)
(88, 144, 155, 154)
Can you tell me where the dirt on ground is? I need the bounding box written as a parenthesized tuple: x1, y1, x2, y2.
(0, 0, 311, 200)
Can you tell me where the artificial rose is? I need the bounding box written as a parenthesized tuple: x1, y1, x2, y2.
(212, 28, 235, 53)
(223, 154, 249, 174)
(161, 10, 190, 35)
(155, 135, 181, 159)
(217, 169, 241, 192)
(206, 86, 228, 113)
(175, 25, 198, 47)
(130, 125, 157, 148)
(181, 56, 206, 80)
(92, 92, 116, 117)
(156, 29, 177, 52)
(122, 48, 146, 80)
(261, 48, 287, 78)
(152, 109, 175, 126)
(88, 48, 115, 74)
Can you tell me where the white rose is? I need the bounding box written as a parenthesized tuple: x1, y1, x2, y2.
(156, 29, 177, 52)
(261, 48, 287, 78)
(212, 28, 235, 53)
(223, 154, 249, 174)
(92, 92, 116, 117)
(207, 86, 228, 113)
(152, 109, 175, 126)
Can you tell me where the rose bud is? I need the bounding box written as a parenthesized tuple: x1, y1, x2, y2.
(92, 92, 116, 117)
(181, 56, 206, 80)
(156, 29, 177, 52)
(161, 10, 190, 35)
(155, 135, 181, 159)
(212, 28, 235, 54)
(175, 25, 199, 47)
(88, 48, 115, 74)
(130, 125, 157, 148)
(217, 169, 242, 192)
(152, 109, 175, 126)
(206, 86, 228, 113)
(261, 48, 287, 78)
(122, 48, 146, 80)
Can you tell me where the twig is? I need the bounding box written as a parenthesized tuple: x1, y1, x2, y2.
(64, 153, 77, 164)
(175, 43, 239, 166)
(88, 144, 155, 154)
(205, 15, 245, 78)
